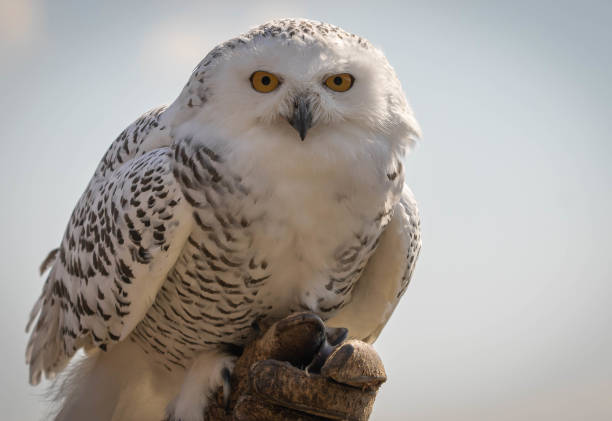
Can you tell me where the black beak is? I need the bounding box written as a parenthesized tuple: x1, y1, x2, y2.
(288, 96, 313, 141)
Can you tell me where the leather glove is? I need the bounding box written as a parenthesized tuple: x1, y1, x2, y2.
(204, 312, 387, 421)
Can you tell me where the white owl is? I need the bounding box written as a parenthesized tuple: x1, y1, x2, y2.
(26, 18, 421, 421)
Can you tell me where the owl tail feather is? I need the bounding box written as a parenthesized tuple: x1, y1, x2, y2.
(52, 340, 179, 421)
(26, 250, 71, 386)
(26, 290, 69, 386)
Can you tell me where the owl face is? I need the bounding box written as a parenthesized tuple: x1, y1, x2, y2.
(175, 19, 420, 152)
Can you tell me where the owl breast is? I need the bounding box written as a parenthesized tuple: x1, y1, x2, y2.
(131, 136, 401, 369)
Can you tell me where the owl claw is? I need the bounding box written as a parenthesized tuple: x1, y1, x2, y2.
(326, 326, 348, 347)
(221, 366, 231, 409)
(306, 326, 348, 373)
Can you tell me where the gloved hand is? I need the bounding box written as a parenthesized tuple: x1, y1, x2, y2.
(204, 312, 387, 421)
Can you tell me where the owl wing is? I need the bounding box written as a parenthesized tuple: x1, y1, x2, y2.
(26, 110, 195, 385)
(326, 185, 421, 343)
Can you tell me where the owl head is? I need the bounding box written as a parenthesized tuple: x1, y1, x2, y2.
(169, 19, 420, 158)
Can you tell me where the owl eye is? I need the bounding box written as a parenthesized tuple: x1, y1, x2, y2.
(250, 71, 280, 93)
(324, 73, 354, 92)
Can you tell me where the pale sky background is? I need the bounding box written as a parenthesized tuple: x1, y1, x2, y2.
(1, 1, 611, 420)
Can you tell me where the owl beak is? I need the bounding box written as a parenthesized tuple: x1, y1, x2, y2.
(288, 96, 313, 141)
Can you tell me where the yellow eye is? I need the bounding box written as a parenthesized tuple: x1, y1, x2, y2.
(250, 71, 280, 93)
(325, 73, 354, 92)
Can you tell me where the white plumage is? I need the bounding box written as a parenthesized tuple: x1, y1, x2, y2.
(26, 18, 421, 421)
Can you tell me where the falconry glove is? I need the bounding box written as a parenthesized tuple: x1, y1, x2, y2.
(204, 312, 387, 421)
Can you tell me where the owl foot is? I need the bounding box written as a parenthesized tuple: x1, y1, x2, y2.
(165, 351, 236, 421)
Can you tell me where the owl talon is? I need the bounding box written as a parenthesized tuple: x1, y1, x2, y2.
(326, 326, 348, 347)
(221, 367, 231, 409)
(306, 326, 348, 373)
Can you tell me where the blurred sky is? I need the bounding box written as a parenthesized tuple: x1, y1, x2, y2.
(1, 1, 611, 420)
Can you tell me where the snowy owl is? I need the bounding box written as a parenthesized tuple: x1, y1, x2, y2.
(26, 18, 421, 421)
